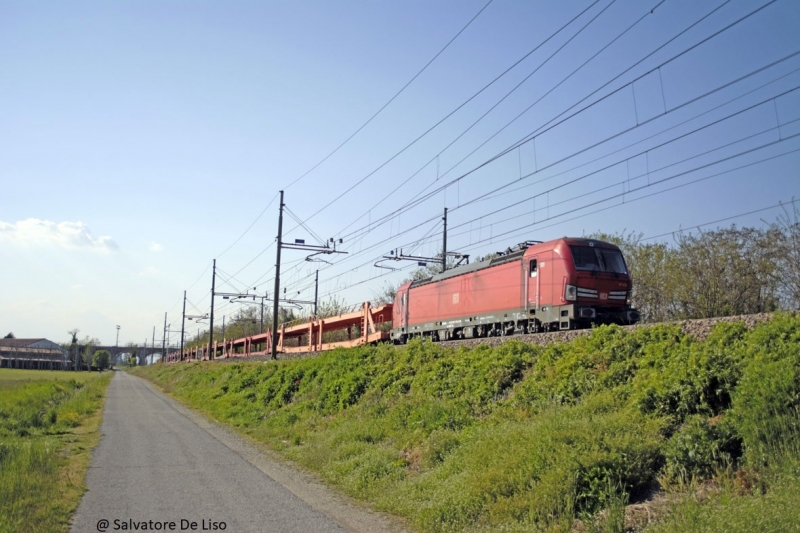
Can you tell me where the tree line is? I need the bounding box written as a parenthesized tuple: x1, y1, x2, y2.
(59, 329, 111, 370)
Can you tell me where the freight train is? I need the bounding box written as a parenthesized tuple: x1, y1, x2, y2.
(169, 237, 639, 361)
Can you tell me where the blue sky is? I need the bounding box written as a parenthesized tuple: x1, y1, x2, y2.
(1, 0, 799, 347)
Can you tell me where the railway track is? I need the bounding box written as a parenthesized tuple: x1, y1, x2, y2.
(216, 312, 775, 363)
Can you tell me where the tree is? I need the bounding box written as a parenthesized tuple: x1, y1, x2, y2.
(316, 296, 350, 318)
(372, 281, 398, 306)
(202, 307, 259, 346)
(80, 335, 101, 366)
(473, 252, 500, 263)
(772, 200, 800, 309)
(4, 332, 14, 339)
(279, 307, 298, 325)
(673, 226, 780, 318)
(628, 240, 682, 322)
(588, 226, 782, 321)
(92, 350, 111, 371)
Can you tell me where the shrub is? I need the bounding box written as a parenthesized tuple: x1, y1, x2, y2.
(92, 350, 111, 370)
(731, 313, 800, 465)
(662, 415, 741, 484)
(630, 322, 747, 422)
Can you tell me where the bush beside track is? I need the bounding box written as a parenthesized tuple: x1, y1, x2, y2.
(134, 312, 800, 532)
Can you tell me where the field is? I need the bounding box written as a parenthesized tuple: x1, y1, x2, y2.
(0, 368, 113, 533)
(0, 367, 101, 383)
(133, 313, 800, 532)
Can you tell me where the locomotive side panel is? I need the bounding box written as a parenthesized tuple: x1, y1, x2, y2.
(407, 260, 523, 326)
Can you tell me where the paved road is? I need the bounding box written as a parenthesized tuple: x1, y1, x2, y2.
(71, 371, 400, 533)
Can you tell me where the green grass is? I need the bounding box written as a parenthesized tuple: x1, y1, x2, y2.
(133, 313, 800, 532)
(0, 368, 100, 382)
(646, 456, 800, 533)
(0, 369, 112, 533)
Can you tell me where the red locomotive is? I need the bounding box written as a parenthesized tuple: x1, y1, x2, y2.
(391, 237, 639, 343)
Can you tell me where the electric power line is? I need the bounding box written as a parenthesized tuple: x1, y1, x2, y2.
(180, 0, 497, 305)
(337, 0, 753, 243)
(282, 0, 497, 191)
(280, 60, 800, 288)
(641, 197, 800, 242)
(283, 0, 606, 232)
(334, 0, 664, 239)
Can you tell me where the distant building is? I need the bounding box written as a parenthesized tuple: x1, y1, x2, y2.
(0, 338, 70, 370)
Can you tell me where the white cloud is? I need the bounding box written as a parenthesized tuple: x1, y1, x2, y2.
(149, 242, 163, 252)
(138, 266, 159, 277)
(70, 284, 83, 290)
(0, 219, 118, 251)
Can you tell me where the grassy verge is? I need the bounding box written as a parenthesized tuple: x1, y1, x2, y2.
(0, 369, 113, 533)
(133, 313, 800, 532)
(646, 448, 800, 533)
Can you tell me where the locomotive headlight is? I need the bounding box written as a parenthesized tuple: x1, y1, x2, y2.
(565, 284, 577, 301)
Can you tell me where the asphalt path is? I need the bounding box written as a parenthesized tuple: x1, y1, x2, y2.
(71, 371, 402, 533)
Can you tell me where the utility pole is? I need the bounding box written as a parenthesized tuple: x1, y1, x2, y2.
(442, 207, 448, 273)
(165, 325, 174, 361)
(314, 270, 319, 317)
(374, 206, 472, 273)
(180, 291, 186, 361)
(151, 327, 155, 365)
(209, 259, 216, 360)
(260, 302, 264, 333)
(184, 307, 208, 361)
(269, 191, 346, 359)
(115, 325, 121, 365)
(162, 312, 167, 363)
(271, 190, 284, 360)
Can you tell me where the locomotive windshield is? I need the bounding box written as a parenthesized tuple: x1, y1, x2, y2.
(569, 245, 628, 274)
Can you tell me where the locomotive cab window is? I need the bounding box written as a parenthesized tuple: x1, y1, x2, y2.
(529, 259, 537, 277)
(569, 246, 628, 274)
(600, 249, 627, 274)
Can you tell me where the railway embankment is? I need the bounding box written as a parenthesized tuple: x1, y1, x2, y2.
(133, 312, 800, 532)
(225, 312, 775, 363)
(438, 312, 776, 350)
